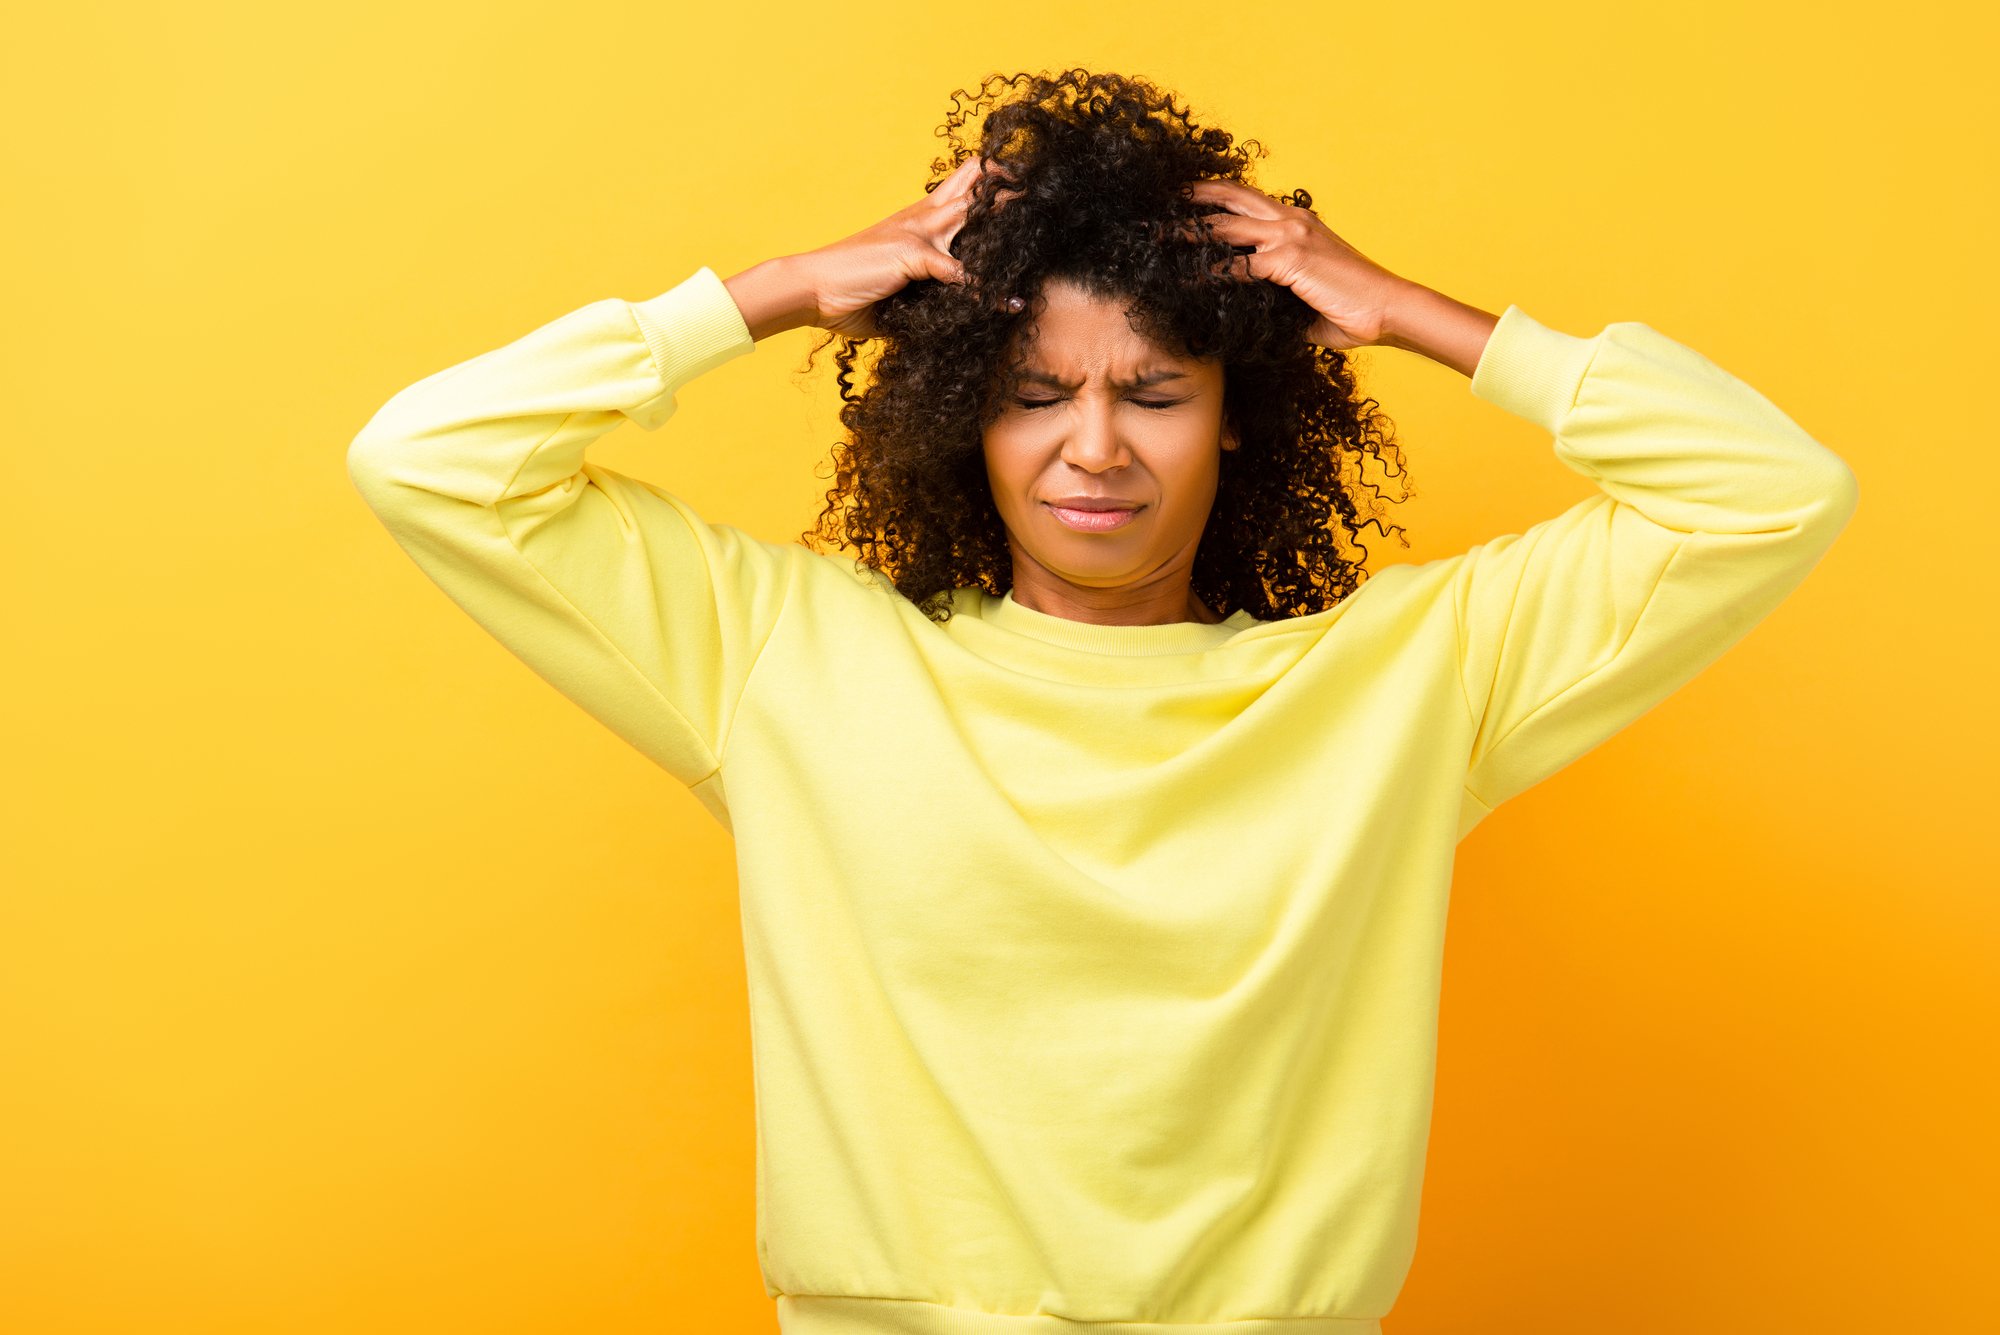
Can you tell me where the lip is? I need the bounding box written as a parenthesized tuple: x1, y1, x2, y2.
(1044, 501, 1144, 532)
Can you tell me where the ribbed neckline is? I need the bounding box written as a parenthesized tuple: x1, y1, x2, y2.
(976, 587, 1263, 657)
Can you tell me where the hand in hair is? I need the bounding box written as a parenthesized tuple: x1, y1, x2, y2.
(1177, 177, 1415, 351)
(792, 155, 1022, 340)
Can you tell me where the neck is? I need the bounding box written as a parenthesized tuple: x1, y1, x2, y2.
(1006, 571, 1221, 627)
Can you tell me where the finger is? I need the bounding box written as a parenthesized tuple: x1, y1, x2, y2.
(1189, 245, 1256, 281)
(938, 154, 1015, 206)
(975, 155, 1021, 188)
(920, 158, 984, 217)
(936, 162, 1021, 251)
(1171, 221, 1261, 282)
(936, 155, 984, 200)
(1176, 211, 1246, 240)
(1186, 178, 1286, 220)
(919, 244, 968, 285)
(1176, 211, 1282, 250)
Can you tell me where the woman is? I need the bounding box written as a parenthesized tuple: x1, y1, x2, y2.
(348, 70, 1856, 1335)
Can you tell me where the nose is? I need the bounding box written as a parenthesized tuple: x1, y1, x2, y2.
(1058, 400, 1133, 473)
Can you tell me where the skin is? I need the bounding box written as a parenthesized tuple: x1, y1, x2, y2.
(981, 279, 1240, 627)
(721, 162, 1502, 627)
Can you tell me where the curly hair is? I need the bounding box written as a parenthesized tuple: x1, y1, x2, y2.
(795, 67, 1416, 625)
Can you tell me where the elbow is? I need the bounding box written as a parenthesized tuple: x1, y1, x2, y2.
(344, 428, 499, 522)
(344, 426, 422, 517)
(345, 383, 426, 501)
(345, 429, 391, 504)
(1723, 450, 1859, 547)
(1765, 432, 1859, 539)
(1807, 451, 1861, 539)
(1753, 452, 1858, 560)
(1829, 455, 1860, 526)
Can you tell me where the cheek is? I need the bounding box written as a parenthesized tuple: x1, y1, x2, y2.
(1157, 436, 1224, 491)
(981, 435, 1033, 499)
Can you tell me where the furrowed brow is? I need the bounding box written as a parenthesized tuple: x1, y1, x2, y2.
(1018, 368, 1193, 390)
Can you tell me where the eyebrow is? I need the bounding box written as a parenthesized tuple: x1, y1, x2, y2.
(1017, 368, 1194, 390)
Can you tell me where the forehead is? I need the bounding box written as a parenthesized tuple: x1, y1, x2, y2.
(1014, 280, 1206, 378)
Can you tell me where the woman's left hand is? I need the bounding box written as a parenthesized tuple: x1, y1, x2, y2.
(1178, 178, 1415, 350)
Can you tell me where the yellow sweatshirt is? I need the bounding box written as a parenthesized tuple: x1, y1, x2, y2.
(346, 266, 1858, 1333)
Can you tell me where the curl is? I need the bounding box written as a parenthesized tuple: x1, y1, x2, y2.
(798, 67, 1415, 624)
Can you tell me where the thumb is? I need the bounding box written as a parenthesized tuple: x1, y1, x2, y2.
(922, 246, 968, 285)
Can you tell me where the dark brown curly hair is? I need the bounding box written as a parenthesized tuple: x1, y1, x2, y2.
(796, 67, 1416, 625)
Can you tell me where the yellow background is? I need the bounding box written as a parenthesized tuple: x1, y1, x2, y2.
(3, 2, 1992, 1331)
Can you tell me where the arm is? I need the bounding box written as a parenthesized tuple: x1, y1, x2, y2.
(722, 254, 822, 343)
(1376, 281, 1501, 379)
(1406, 297, 1861, 825)
(344, 266, 795, 822)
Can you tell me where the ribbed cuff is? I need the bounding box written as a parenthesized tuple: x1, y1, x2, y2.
(1467, 304, 1600, 434)
(628, 265, 757, 389)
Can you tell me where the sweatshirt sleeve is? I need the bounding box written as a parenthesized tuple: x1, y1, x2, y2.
(1452, 305, 1859, 820)
(344, 265, 795, 807)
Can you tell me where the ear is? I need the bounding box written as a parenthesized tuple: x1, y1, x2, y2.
(1221, 423, 1239, 452)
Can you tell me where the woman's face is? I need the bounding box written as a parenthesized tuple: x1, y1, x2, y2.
(982, 279, 1236, 606)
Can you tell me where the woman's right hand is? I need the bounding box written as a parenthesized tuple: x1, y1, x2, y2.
(730, 156, 1018, 342)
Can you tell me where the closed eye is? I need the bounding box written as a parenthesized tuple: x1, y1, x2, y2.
(1015, 397, 1185, 410)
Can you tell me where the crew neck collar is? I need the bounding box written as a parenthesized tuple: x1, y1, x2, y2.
(977, 586, 1262, 656)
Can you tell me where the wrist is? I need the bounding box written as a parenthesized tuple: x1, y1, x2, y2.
(723, 255, 821, 342)
(1376, 282, 1501, 379)
(1375, 281, 1443, 352)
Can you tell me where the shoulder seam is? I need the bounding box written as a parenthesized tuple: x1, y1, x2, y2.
(494, 502, 724, 783)
(1471, 526, 1691, 781)
(715, 539, 802, 771)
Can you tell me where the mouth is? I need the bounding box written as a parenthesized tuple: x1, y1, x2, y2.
(1044, 501, 1144, 532)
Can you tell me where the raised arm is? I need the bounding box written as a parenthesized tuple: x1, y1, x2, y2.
(1171, 178, 1858, 831)
(344, 266, 795, 823)
(344, 159, 1013, 826)
(1431, 301, 1861, 828)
